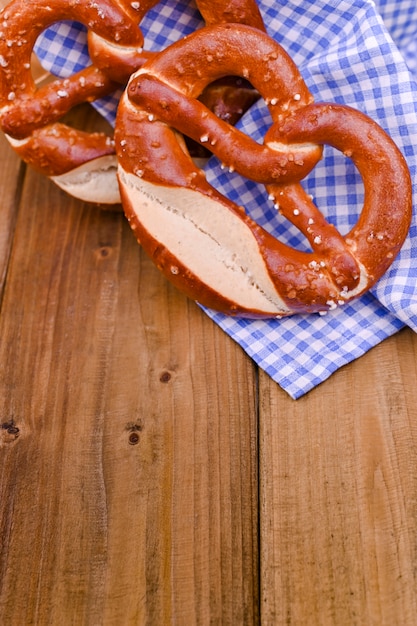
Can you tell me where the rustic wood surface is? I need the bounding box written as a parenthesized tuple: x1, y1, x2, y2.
(1, 45, 417, 626)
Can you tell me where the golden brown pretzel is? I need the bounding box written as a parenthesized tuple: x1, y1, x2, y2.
(0, 0, 265, 203)
(115, 23, 412, 318)
(87, 0, 265, 84)
(87, 0, 160, 84)
(0, 0, 148, 203)
(87, 0, 264, 159)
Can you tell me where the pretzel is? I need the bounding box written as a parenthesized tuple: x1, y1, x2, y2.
(0, 0, 146, 203)
(0, 0, 265, 204)
(87, 0, 266, 83)
(116, 23, 412, 318)
(86, 0, 159, 85)
(88, 0, 264, 161)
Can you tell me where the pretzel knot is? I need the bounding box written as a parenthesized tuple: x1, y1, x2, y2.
(115, 23, 412, 318)
(0, 0, 149, 204)
(0, 0, 266, 204)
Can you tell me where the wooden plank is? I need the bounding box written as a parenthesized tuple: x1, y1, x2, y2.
(259, 329, 417, 625)
(0, 107, 259, 624)
(0, 134, 24, 292)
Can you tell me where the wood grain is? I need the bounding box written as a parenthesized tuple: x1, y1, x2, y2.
(0, 134, 23, 292)
(259, 330, 417, 625)
(0, 106, 259, 624)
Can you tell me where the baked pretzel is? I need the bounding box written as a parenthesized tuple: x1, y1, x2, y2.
(88, 0, 265, 83)
(87, 0, 264, 159)
(116, 23, 412, 318)
(86, 0, 159, 85)
(0, 0, 147, 203)
(0, 0, 266, 204)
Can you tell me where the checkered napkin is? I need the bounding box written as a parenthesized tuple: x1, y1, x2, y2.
(34, 0, 417, 398)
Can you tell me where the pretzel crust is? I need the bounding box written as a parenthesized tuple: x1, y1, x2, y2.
(0, 0, 140, 203)
(116, 23, 412, 318)
(0, 0, 266, 204)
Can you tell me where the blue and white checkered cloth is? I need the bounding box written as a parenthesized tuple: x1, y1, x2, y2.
(34, 0, 417, 398)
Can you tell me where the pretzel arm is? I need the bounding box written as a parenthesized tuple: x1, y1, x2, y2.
(196, 0, 266, 30)
(1, 67, 117, 140)
(87, 0, 161, 83)
(7, 124, 115, 176)
(271, 103, 412, 281)
(126, 73, 322, 184)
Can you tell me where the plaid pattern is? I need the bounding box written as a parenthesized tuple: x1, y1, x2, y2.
(34, 0, 417, 398)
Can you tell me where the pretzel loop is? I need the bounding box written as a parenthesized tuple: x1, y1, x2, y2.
(0, 0, 267, 204)
(118, 23, 322, 186)
(266, 103, 412, 290)
(0, 0, 141, 137)
(0, 0, 146, 203)
(116, 24, 412, 318)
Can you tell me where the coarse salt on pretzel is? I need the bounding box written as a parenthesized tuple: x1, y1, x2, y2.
(115, 23, 412, 318)
(88, 0, 265, 160)
(0, 0, 149, 203)
(88, 0, 266, 83)
(0, 0, 266, 204)
(87, 0, 160, 85)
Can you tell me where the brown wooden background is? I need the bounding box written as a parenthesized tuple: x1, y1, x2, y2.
(1, 9, 417, 624)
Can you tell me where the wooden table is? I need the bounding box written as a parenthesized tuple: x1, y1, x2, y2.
(1, 97, 417, 624)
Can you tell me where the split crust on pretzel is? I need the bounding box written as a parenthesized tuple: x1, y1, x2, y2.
(0, 0, 266, 204)
(116, 23, 412, 318)
(86, 0, 160, 85)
